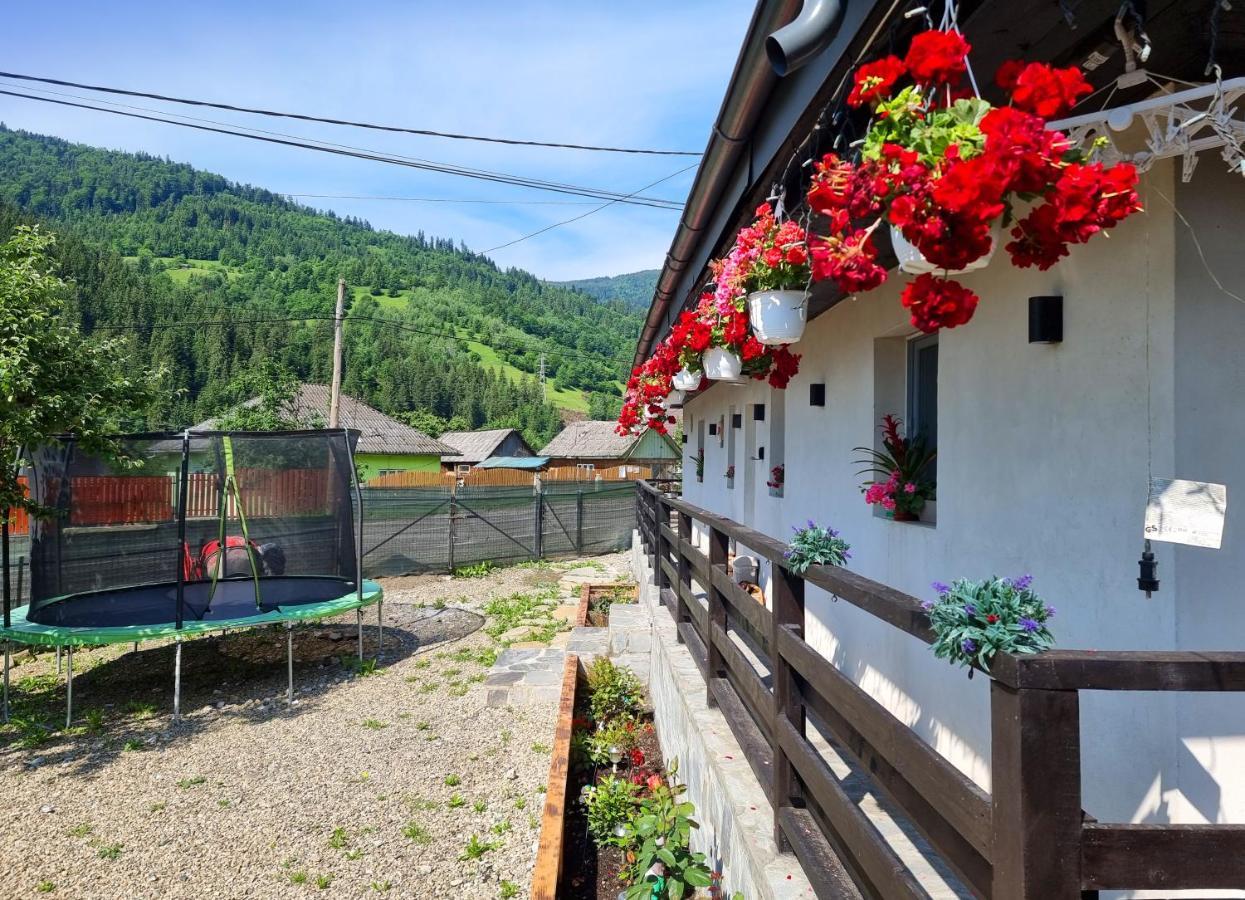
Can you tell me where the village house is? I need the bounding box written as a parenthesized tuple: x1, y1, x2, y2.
(626, 0, 1245, 896)
(438, 427, 534, 476)
(539, 419, 680, 479)
(194, 383, 454, 481)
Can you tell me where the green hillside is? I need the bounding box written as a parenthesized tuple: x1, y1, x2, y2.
(557, 269, 659, 312)
(0, 126, 639, 444)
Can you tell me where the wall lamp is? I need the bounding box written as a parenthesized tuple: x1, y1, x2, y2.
(1029, 295, 1063, 344)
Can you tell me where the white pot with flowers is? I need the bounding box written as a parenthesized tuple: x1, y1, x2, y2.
(737, 205, 812, 346)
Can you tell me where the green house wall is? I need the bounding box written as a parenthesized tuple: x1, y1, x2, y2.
(355, 453, 442, 481)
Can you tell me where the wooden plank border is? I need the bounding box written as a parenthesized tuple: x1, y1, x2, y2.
(531, 653, 581, 900)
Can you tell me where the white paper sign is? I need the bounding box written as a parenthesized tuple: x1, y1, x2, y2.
(1144, 477, 1227, 549)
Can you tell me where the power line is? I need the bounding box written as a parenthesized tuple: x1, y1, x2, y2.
(92, 314, 633, 365)
(482, 163, 698, 254)
(287, 193, 600, 206)
(0, 89, 686, 210)
(0, 70, 701, 157)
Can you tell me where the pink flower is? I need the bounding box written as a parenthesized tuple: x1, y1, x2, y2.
(904, 482, 916, 494)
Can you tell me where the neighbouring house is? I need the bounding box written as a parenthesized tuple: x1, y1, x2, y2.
(539, 420, 679, 478)
(626, 1, 1245, 896)
(438, 427, 534, 475)
(194, 384, 455, 481)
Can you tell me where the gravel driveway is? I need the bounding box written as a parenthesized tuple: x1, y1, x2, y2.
(0, 555, 627, 899)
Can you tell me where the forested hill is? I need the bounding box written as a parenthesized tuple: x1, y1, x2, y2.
(557, 269, 658, 312)
(0, 125, 644, 446)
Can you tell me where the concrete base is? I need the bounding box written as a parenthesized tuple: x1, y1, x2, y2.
(627, 540, 815, 900)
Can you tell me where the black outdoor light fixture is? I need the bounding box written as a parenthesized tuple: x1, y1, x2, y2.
(809, 383, 826, 407)
(758, 446, 765, 460)
(709, 423, 717, 436)
(1029, 295, 1063, 344)
(732, 413, 742, 429)
(753, 404, 765, 421)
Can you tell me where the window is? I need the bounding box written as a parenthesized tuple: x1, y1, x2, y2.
(455, 464, 471, 477)
(576, 463, 595, 475)
(377, 469, 402, 478)
(907, 334, 938, 482)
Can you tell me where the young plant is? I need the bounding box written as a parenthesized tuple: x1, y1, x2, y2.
(622, 763, 712, 899)
(784, 520, 851, 575)
(586, 658, 644, 723)
(460, 834, 497, 860)
(585, 718, 639, 766)
(925, 575, 1056, 673)
(583, 775, 640, 847)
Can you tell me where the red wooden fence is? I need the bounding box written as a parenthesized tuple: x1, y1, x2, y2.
(8, 477, 29, 536)
(70, 476, 173, 526)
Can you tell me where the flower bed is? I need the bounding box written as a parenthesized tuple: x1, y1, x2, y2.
(561, 658, 727, 900)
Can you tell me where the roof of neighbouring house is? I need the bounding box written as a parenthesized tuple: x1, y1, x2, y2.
(438, 428, 532, 464)
(474, 456, 549, 470)
(193, 384, 456, 456)
(539, 420, 678, 460)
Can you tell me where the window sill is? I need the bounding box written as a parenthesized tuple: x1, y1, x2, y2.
(872, 500, 937, 527)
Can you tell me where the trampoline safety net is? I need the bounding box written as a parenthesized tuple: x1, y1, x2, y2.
(24, 430, 360, 620)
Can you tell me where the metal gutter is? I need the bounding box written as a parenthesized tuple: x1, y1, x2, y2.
(634, 0, 801, 368)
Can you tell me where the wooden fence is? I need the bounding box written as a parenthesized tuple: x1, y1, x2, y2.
(7, 477, 29, 536)
(366, 464, 657, 490)
(635, 480, 1245, 899)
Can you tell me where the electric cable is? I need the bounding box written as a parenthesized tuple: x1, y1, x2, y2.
(0, 70, 701, 157)
(0, 89, 684, 209)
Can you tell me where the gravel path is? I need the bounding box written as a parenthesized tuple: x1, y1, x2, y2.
(0, 554, 629, 899)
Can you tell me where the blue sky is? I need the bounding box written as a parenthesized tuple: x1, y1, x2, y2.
(0, 1, 754, 280)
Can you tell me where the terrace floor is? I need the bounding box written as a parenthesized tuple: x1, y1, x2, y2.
(0, 553, 631, 899)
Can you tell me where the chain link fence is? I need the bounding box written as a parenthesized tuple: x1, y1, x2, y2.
(358, 481, 638, 577)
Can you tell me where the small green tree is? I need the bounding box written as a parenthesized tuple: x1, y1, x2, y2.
(0, 226, 161, 515)
(213, 360, 321, 431)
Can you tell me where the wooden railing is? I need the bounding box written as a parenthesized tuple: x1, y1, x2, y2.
(635, 480, 1245, 899)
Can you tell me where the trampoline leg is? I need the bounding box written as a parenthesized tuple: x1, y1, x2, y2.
(286, 623, 294, 706)
(173, 638, 183, 722)
(133, 641, 139, 654)
(3, 640, 10, 725)
(56, 645, 62, 675)
(377, 601, 384, 660)
(65, 645, 73, 729)
(356, 609, 363, 661)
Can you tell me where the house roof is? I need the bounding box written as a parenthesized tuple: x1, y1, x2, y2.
(438, 428, 530, 464)
(474, 456, 549, 470)
(538, 420, 677, 460)
(194, 384, 455, 456)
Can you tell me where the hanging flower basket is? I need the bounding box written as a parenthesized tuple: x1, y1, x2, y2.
(672, 367, 702, 391)
(747, 289, 808, 345)
(666, 389, 685, 407)
(890, 221, 1001, 276)
(702, 347, 743, 382)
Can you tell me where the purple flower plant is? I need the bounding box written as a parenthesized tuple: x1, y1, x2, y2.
(1009, 574, 1034, 591)
(961, 638, 977, 654)
(920, 600, 935, 611)
(1044, 605, 1057, 618)
(963, 603, 977, 617)
(1019, 617, 1040, 633)
(931, 581, 951, 595)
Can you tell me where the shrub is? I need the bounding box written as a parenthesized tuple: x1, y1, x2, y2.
(585, 718, 640, 766)
(586, 658, 643, 723)
(583, 775, 639, 846)
(622, 762, 712, 899)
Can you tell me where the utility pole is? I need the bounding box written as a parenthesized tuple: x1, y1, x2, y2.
(329, 278, 345, 428)
(539, 352, 546, 402)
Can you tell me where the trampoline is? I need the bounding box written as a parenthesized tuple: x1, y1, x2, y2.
(2, 429, 384, 726)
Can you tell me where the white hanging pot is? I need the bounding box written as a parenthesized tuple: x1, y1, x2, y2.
(747, 289, 808, 345)
(672, 367, 701, 391)
(702, 347, 743, 382)
(891, 221, 1001, 276)
(666, 389, 685, 407)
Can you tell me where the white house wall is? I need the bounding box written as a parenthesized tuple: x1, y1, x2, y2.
(678, 157, 1245, 838)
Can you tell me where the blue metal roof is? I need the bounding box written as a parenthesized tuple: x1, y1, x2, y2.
(473, 456, 549, 470)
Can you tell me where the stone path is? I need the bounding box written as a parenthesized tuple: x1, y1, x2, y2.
(483, 559, 630, 707)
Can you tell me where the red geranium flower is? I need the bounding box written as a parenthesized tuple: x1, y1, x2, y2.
(904, 29, 970, 86)
(629, 748, 645, 767)
(847, 55, 907, 107)
(900, 274, 980, 333)
(1006, 62, 1093, 118)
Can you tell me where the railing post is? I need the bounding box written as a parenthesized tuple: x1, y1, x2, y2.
(991, 681, 1083, 899)
(655, 495, 670, 591)
(706, 525, 728, 707)
(771, 565, 805, 852)
(674, 511, 692, 637)
(533, 481, 544, 561)
(447, 487, 456, 573)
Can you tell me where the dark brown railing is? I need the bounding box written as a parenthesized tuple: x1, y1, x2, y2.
(635, 481, 1245, 899)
